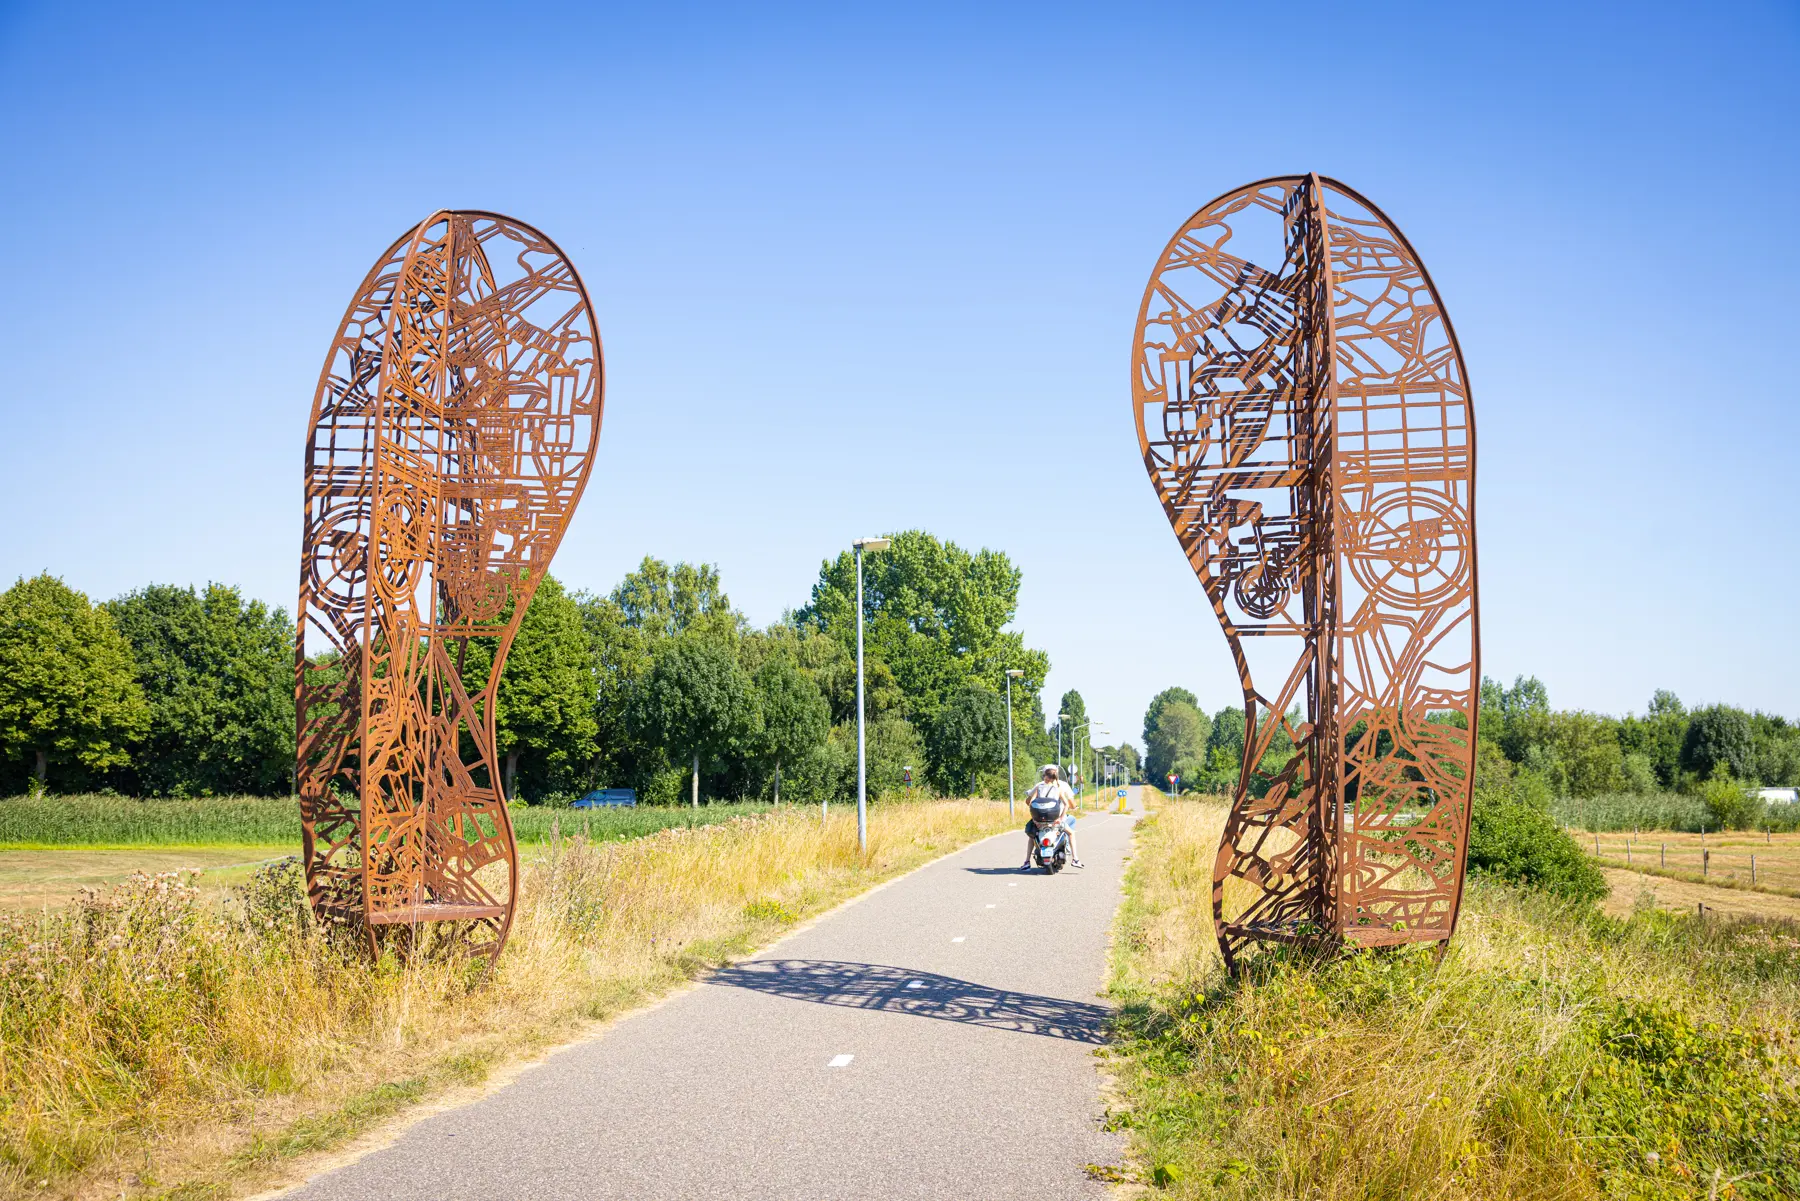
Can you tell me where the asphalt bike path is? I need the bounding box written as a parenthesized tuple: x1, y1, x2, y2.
(285, 790, 1143, 1200)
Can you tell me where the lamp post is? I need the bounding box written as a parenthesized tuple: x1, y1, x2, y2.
(1004, 669, 1024, 819)
(1056, 713, 1068, 787)
(1084, 723, 1107, 810)
(852, 536, 890, 854)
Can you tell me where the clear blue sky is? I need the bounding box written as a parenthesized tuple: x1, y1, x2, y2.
(1, 0, 1794, 748)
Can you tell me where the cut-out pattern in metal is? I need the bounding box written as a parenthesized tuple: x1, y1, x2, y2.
(296, 211, 602, 964)
(1132, 175, 1478, 971)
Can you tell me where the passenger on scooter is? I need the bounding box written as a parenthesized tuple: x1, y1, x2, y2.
(1021, 764, 1083, 870)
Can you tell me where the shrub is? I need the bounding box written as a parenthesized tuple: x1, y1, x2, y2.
(1700, 768, 1766, 831)
(1467, 788, 1606, 903)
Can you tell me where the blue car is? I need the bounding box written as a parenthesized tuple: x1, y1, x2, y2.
(572, 788, 637, 809)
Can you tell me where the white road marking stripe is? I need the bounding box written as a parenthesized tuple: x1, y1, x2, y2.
(828, 1054, 854, 1068)
(951, 937, 965, 943)
(985, 903, 996, 908)
(905, 980, 926, 989)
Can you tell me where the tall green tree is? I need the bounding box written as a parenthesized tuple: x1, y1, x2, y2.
(610, 557, 740, 641)
(104, 582, 293, 796)
(1056, 689, 1088, 775)
(797, 530, 1048, 725)
(753, 653, 830, 804)
(572, 590, 656, 790)
(1681, 704, 1756, 782)
(927, 682, 1009, 795)
(1751, 713, 1800, 787)
(1489, 675, 1553, 765)
(0, 574, 148, 788)
(633, 632, 758, 806)
(1144, 684, 1202, 770)
(471, 576, 598, 800)
(745, 622, 901, 726)
(1543, 709, 1624, 798)
(1618, 689, 1688, 788)
(1194, 704, 1249, 793)
(1147, 700, 1209, 785)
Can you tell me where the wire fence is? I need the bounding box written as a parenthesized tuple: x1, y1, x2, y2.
(1580, 830, 1800, 893)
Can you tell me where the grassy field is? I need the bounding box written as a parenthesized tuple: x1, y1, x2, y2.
(1584, 830, 1800, 896)
(1600, 868, 1800, 923)
(0, 847, 292, 911)
(0, 794, 777, 849)
(1105, 797, 1800, 1200)
(0, 799, 1014, 1201)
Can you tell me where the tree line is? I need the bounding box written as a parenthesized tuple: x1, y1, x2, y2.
(1138, 676, 1800, 800)
(0, 530, 1123, 804)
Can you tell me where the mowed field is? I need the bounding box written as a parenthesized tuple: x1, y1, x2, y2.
(1598, 868, 1800, 922)
(0, 847, 292, 910)
(1582, 829, 1800, 893)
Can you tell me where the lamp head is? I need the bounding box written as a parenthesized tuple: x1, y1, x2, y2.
(854, 537, 892, 551)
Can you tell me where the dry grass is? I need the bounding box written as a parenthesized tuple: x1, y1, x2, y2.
(0, 800, 1013, 1200)
(1597, 868, 1800, 923)
(1106, 797, 1800, 1200)
(0, 849, 292, 912)
(1583, 830, 1800, 895)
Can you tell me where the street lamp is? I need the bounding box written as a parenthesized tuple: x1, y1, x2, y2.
(1056, 713, 1069, 786)
(1068, 717, 1103, 808)
(1004, 669, 1024, 819)
(852, 536, 890, 854)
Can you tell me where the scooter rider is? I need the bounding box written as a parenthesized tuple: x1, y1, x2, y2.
(1021, 764, 1083, 870)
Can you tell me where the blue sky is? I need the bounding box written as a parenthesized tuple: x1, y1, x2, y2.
(0, 0, 1795, 747)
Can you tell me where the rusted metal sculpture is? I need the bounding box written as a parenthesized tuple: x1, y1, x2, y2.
(296, 212, 602, 964)
(1132, 175, 1478, 971)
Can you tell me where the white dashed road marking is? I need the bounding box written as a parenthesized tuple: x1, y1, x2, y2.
(951, 937, 965, 943)
(828, 1054, 854, 1068)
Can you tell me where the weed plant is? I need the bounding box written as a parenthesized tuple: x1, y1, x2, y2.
(0, 794, 777, 849)
(0, 799, 1012, 1197)
(1107, 800, 1800, 1200)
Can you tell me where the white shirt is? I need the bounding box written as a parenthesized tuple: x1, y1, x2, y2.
(1028, 780, 1074, 806)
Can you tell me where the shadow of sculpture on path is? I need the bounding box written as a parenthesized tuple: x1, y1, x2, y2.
(707, 960, 1110, 1044)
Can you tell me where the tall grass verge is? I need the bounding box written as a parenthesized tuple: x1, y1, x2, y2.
(0, 799, 1011, 1199)
(1106, 798, 1800, 1200)
(0, 794, 777, 849)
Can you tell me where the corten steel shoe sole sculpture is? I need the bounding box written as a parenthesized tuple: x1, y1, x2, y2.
(1131, 175, 1478, 973)
(296, 211, 602, 965)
